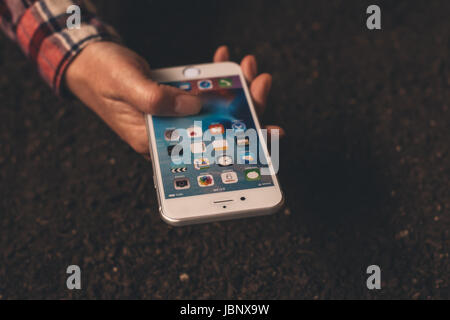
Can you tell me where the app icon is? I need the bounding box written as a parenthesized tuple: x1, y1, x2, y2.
(164, 129, 180, 142)
(198, 80, 213, 90)
(218, 78, 232, 88)
(209, 123, 225, 135)
(217, 155, 233, 167)
(177, 82, 192, 91)
(221, 171, 238, 184)
(187, 126, 202, 139)
(171, 166, 187, 174)
(232, 121, 246, 132)
(245, 168, 261, 181)
(212, 139, 229, 151)
(168, 145, 183, 157)
(194, 157, 210, 170)
(191, 141, 206, 154)
(239, 152, 255, 164)
(174, 178, 190, 190)
(197, 174, 214, 187)
(236, 136, 250, 146)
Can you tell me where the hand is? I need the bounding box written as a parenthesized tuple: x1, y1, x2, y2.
(213, 46, 284, 139)
(65, 42, 283, 155)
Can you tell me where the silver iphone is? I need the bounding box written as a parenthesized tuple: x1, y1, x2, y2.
(145, 62, 283, 226)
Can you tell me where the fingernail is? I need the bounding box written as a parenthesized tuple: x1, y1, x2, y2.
(175, 95, 202, 115)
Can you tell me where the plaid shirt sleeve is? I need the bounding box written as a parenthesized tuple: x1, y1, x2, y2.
(0, 0, 120, 95)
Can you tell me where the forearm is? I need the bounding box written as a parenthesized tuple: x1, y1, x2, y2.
(0, 0, 119, 95)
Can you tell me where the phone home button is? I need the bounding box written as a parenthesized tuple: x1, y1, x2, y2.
(183, 67, 201, 78)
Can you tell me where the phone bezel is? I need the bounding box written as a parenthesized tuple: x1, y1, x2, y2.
(145, 62, 283, 226)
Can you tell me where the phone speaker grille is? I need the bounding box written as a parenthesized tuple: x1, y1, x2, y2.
(213, 200, 234, 204)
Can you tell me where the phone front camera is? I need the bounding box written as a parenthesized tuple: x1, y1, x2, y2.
(240, 197, 246, 201)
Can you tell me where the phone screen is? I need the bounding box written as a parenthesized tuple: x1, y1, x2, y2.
(152, 75, 274, 199)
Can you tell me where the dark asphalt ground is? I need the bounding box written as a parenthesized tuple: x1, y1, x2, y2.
(0, 0, 448, 299)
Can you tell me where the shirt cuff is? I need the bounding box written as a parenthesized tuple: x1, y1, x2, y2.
(15, 1, 120, 95)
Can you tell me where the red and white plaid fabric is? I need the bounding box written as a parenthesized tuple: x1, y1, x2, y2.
(0, 0, 119, 95)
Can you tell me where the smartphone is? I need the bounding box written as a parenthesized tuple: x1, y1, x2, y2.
(145, 62, 283, 226)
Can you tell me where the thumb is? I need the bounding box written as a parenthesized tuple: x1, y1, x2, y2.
(124, 77, 202, 116)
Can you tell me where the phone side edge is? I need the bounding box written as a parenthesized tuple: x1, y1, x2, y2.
(145, 114, 185, 226)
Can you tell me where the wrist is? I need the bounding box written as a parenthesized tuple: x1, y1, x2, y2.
(65, 41, 108, 93)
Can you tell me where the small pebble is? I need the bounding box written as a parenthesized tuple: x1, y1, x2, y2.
(396, 230, 409, 239)
(179, 273, 189, 282)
